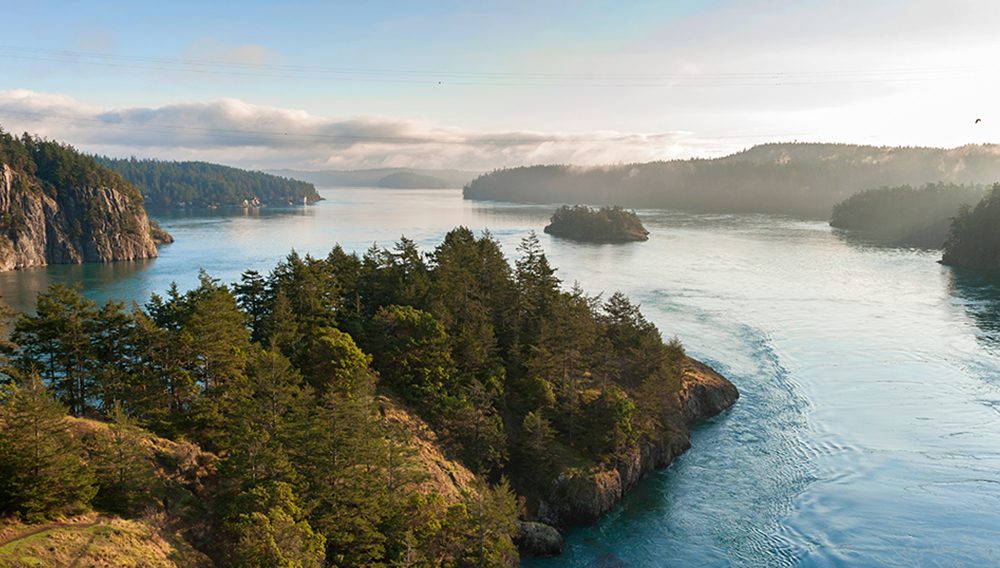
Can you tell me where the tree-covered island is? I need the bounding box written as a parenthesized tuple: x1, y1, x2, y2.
(543, 205, 650, 243)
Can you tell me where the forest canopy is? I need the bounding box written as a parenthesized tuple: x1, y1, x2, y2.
(97, 157, 321, 208)
(1, 228, 689, 566)
(0, 128, 142, 203)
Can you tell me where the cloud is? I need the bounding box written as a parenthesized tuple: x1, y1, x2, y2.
(0, 90, 730, 171)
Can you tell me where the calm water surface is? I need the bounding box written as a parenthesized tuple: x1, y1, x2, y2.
(3, 188, 1000, 566)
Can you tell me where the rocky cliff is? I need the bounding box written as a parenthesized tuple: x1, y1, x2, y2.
(0, 159, 165, 272)
(536, 357, 738, 527)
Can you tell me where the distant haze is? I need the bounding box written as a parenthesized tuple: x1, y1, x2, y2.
(269, 168, 479, 189)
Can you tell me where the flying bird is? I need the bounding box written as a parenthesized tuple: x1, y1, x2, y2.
(976, 118, 982, 124)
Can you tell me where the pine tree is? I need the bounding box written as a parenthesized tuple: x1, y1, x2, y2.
(461, 478, 519, 568)
(183, 273, 251, 392)
(90, 300, 141, 414)
(234, 269, 268, 342)
(369, 305, 458, 415)
(90, 401, 156, 515)
(295, 327, 373, 395)
(11, 285, 99, 416)
(0, 374, 96, 521)
(299, 387, 390, 566)
(218, 347, 310, 491)
(225, 482, 326, 568)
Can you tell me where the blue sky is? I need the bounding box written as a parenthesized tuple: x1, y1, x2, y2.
(0, 0, 996, 170)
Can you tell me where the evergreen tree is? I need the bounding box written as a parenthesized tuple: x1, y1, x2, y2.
(234, 269, 268, 342)
(90, 300, 141, 414)
(299, 387, 391, 566)
(218, 347, 310, 491)
(443, 381, 508, 475)
(295, 327, 372, 395)
(429, 228, 502, 380)
(513, 232, 562, 370)
(129, 308, 197, 434)
(11, 285, 99, 416)
(0, 374, 96, 521)
(369, 304, 458, 412)
(461, 478, 519, 568)
(225, 482, 326, 568)
(90, 401, 157, 515)
(183, 273, 251, 392)
(515, 411, 557, 486)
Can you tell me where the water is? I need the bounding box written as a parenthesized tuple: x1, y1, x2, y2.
(3, 188, 1000, 566)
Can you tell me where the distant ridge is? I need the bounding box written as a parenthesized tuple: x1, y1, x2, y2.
(271, 167, 479, 189)
(98, 158, 321, 208)
(464, 142, 1000, 218)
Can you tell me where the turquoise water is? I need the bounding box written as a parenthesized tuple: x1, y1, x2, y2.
(3, 188, 1000, 566)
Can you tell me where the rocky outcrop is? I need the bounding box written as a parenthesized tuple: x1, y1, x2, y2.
(515, 521, 564, 557)
(0, 163, 166, 271)
(536, 357, 738, 528)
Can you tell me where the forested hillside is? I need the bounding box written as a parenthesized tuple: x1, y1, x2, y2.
(830, 183, 986, 248)
(98, 158, 321, 208)
(942, 183, 1000, 270)
(464, 143, 1000, 218)
(0, 229, 736, 565)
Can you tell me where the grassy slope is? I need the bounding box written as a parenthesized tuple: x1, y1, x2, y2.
(0, 514, 211, 568)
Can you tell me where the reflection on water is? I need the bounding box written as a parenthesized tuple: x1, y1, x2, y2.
(829, 224, 943, 254)
(947, 266, 1000, 350)
(2, 188, 1000, 565)
(0, 259, 157, 313)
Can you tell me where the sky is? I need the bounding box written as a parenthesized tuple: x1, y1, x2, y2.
(0, 0, 997, 171)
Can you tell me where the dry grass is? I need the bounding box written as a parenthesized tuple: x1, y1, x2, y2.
(0, 514, 211, 567)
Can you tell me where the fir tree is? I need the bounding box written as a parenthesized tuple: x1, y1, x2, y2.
(89, 401, 156, 515)
(225, 482, 326, 568)
(0, 374, 96, 521)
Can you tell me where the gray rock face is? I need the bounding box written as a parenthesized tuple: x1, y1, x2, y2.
(0, 164, 162, 271)
(516, 521, 564, 557)
(537, 357, 739, 527)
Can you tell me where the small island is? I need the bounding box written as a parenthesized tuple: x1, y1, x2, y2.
(544, 205, 650, 243)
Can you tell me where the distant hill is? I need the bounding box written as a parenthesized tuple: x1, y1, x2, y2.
(378, 171, 448, 189)
(271, 167, 479, 189)
(464, 143, 1000, 218)
(98, 157, 321, 208)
